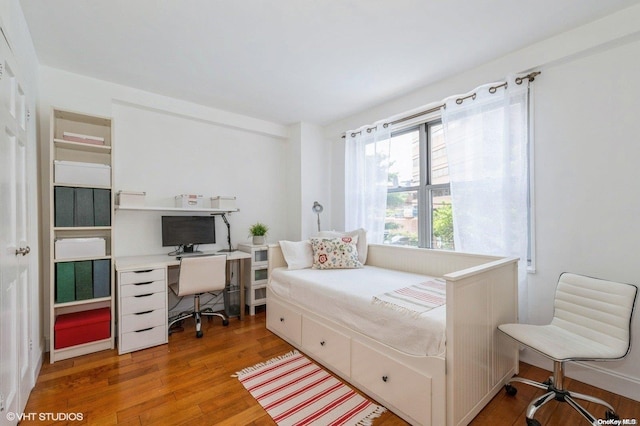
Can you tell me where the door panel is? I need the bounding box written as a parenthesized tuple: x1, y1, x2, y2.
(0, 32, 31, 424)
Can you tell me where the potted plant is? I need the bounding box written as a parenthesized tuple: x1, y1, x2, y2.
(249, 222, 269, 245)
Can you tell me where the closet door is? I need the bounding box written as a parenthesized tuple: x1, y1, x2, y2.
(0, 32, 33, 424)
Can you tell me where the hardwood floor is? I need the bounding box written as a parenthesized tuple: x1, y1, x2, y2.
(24, 309, 639, 425)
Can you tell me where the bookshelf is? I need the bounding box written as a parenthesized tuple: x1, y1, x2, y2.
(48, 108, 115, 362)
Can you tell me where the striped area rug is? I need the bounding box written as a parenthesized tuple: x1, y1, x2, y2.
(236, 350, 386, 425)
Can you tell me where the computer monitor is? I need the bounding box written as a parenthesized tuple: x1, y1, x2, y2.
(161, 216, 215, 253)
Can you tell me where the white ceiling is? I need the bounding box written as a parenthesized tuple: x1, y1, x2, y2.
(19, 0, 640, 125)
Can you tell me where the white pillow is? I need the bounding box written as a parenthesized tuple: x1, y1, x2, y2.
(278, 240, 313, 270)
(317, 228, 367, 264)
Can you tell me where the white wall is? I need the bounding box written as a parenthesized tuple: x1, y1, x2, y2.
(113, 102, 288, 256)
(299, 123, 332, 238)
(529, 38, 640, 397)
(285, 122, 332, 241)
(325, 5, 640, 400)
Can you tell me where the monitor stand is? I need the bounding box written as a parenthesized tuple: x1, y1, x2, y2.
(217, 212, 237, 252)
(182, 244, 201, 254)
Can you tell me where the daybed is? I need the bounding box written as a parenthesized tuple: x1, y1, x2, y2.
(266, 241, 519, 426)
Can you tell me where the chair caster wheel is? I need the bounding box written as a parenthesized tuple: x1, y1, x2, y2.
(223, 319, 229, 326)
(196, 330, 203, 338)
(505, 384, 517, 396)
(605, 410, 620, 420)
(526, 418, 541, 426)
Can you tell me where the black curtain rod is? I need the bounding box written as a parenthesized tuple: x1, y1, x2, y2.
(342, 71, 541, 139)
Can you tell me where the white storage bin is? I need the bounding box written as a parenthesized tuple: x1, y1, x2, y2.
(117, 191, 146, 207)
(54, 160, 111, 187)
(55, 237, 106, 259)
(211, 196, 236, 210)
(175, 194, 203, 208)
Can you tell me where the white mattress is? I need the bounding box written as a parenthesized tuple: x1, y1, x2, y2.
(269, 265, 446, 357)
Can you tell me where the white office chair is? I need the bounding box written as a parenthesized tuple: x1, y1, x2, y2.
(168, 254, 229, 338)
(498, 272, 637, 426)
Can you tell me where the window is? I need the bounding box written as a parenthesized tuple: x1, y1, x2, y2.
(384, 121, 454, 249)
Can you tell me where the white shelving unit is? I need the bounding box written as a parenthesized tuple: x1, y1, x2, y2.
(238, 243, 268, 315)
(47, 108, 115, 363)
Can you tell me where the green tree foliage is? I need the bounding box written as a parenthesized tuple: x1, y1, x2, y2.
(433, 203, 454, 249)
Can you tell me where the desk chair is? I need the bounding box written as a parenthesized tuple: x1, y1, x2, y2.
(168, 254, 229, 338)
(498, 272, 637, 426)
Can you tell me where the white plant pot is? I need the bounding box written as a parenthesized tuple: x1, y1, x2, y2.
(252, 235, 265, 245)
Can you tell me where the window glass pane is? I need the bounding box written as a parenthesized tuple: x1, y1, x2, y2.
(431, 187, 454, 250)
(384, 190, 418, 246)
(430, 123, 449, 185)
(388, 130, 420, 189)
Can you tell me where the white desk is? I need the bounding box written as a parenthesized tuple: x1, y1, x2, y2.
(115, 251, 251, 354)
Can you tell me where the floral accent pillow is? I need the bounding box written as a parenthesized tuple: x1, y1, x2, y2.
(310, 236, 363, 269)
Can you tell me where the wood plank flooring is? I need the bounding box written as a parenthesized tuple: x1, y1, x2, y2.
(24, 309, 639, 425)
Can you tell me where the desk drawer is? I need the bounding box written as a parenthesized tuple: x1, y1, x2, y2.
(120, 268, 165, 285)
(120, 325, 166, 354)
(121, 308, 166, 333)
(120, 280, 165, 297)
(120, 292, 165, 315)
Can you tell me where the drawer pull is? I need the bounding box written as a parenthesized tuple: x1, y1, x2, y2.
(135, 327, 153, 333)
(134, 310, 154, 315)
(133, 281, 153, 286)
(134, 270, 153, 273)
(320, 341, 325, 346)
(382, 375, 389, 383)
(134, 293, 153, 298)
(280, 317, 284, 322)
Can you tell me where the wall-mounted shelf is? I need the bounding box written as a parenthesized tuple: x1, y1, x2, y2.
(115, 205, 239, 213)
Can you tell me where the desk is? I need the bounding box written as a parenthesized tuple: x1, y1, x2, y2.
(115, 251, 250, 354)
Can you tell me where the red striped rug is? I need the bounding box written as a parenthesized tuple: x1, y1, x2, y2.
(236, 350, 386, 425)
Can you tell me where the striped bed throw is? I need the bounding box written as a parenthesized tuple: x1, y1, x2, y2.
(372, 279, 446, 317)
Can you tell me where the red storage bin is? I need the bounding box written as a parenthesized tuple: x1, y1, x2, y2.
(54, 307, 111, 349)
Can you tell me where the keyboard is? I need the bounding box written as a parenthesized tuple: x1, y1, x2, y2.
(175, 252, 218, 260)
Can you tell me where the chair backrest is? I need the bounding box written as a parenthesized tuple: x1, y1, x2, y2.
(177, 255, 227, 296)
(552, 272, 637, 358)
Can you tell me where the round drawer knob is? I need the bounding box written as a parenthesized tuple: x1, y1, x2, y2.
(382, 375, 389, 382)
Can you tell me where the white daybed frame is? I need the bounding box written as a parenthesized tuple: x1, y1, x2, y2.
(266, 243, 519, 426)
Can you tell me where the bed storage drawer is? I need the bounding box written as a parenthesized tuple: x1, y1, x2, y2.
(302, 316, 351, 377)
(267, 297, 302, 346)
(352, 340, 431, 426)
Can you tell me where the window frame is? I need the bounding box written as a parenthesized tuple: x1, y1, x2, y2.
(386, 119, 449, 249)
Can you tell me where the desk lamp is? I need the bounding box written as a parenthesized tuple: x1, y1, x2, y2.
(312, 201, 323, 233)
(217, 213, 236, 252)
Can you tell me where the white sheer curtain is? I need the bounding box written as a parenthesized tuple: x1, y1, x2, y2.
(442, 75, 531, 320)
(344, 124, 391, 244)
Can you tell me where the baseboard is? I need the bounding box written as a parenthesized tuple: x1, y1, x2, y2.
(521, 349, 640, 402)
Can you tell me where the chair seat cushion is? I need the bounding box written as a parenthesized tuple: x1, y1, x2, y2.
(498, 323, 628, 361)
